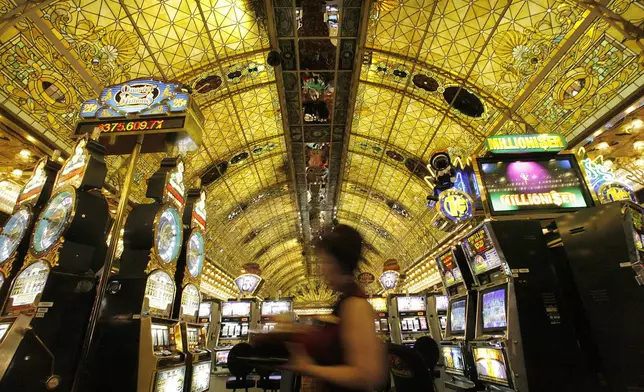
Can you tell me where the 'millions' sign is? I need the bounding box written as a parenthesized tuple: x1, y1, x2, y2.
(485, 134, 566, 154)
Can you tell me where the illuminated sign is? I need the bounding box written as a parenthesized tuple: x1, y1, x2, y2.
(437, 189, 473, 222)
(192, 191, 207, 231)
(74, 116, 186, 137)
(234, 273, 262, 295)
(16, 158, 48, 207)
(485, 133, 566, 154)
(597, 182, 636, 204)
(357, 272, 375, 284)
(181, 284, 201, 319)
(79, 79, 190, 119)
(478, 156, 590, 214)
(56, 138, 89, 190)
(165, 161, 185, 208)
(379, 270, 399, 290)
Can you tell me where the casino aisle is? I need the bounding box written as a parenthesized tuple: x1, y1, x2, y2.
(0, 1, 642, 392)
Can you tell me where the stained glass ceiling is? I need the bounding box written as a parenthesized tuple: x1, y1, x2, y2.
(0, 0, 642, 297)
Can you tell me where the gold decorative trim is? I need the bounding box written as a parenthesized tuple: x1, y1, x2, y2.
(24, 240, 63, 269)
(28, 186, 77, 260)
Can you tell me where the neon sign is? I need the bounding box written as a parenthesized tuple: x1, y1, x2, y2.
(234, 274, 262, 295)
(79, 79, 190, 119)
(597, 182, 636, 204)
(437, 189, 473, 222)
(485, 134, 566, 154)
(379, 270, 399, 290)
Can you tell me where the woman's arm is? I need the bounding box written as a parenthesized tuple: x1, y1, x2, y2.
(288, 297, 386, 389)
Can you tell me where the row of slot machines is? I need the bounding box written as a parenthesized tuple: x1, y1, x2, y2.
(366, 294, 448, 345)
(211, 298, 293, 371)
(428, 201, 644, 392)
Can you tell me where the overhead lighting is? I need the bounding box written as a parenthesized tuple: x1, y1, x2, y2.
(11, 169, 23, 178)
(596, 142, 610, 150)
(634, 159, 644, 167)
(19, 149, 31, 158)
(634, 141, 644, 151)
(632, 119, 643, 129)
(625, 106, 636, 114)
(26, 135, 36, 143)
(592, 130, 603, 137)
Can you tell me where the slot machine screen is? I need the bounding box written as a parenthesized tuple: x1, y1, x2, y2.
(222, 301, 251, 317)
(379, 318, 389, 332)
(481, 287, 508, 331)
(154, 366, 186, 392)
(473, 347, 509, 385)
(151, 324, 170, 351)
(449, 299, 466, 334)
(442, 346, 465, 375)
(0, 322, 10, 342)
(190, 361, 211, 392)
(463, 227, 503, 275)
(215, 350, 230, 365)
(367, 297, 388, 312)
(198, 302, 211, 319)
(145, 270, 176, 317)
(6, 261, 49, 312)
(435, 295, 448, 312)
(187, 327, 199, 350)
(439, 316, 447, 330)
(261, 300, 291, 316)
(477, 155, 591, 215)
(437, 250, 463, 287)
(396, 296, 426, 312)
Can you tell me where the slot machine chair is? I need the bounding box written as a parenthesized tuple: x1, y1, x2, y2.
(226, 343, 257, 392)
(388, 343, 436, 392)
(413, 336, 441, 379)
(256, 365, 281, 392)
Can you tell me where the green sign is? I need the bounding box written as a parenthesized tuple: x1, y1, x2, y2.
(486, 134, 567, 154)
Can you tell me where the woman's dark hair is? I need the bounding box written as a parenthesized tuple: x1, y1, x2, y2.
(316, 225, 363, 274)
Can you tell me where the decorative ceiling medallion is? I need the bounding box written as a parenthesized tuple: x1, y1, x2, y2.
(230, 152, 250, 165)
(386, 150, 405, 162)
(194, 75, 222, 94)
(357, 141, 383, 154)
(554, 68, 598, 109)
(442, 86, 485, 118)
(412, 74, 439, 92)
(200, 162, 228, 186)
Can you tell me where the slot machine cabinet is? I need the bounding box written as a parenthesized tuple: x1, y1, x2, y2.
(172, 188, 211, 392)
(198, 299, 221, 351)
(259, 298, 293, 331)
(0, 137, 109, 391)
(425, 294, 448, 340)
(389, 294, 430, 346)
(82, 157, 188, 392)
(462, 221, 599, 392)
(0, 157, 60, 307)
(555, 201, 644, 391)
(216, 299, 255, 350)
(435, 245, 480, 391)
(366, 296, 391, 342)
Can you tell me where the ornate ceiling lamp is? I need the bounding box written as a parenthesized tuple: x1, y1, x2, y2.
(379, 259, 400, 291)
(235, 263, 263, 296)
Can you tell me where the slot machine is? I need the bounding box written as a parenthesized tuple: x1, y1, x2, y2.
(435, 244, 480, 390)
(214, 299, 258, 371)
(425, 294, 448, 339)
(462, 221, 599, 391)
(198, 300, 221, 351)
(0, 157, 60, 306)
(172, 189, 211, 392)
(389, 295, 429, 346)
(555, 201, 644, 391)
(0, 137, 109, 391)
(259, 298, 292, 331)
(82, 158, 188, 392)
(366, 296, 390, 342)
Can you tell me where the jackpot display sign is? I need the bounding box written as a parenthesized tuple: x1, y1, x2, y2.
(478, 156, 591, 214)
(396, 296, 426, 312)
(367, 297, 388, 313)
(437, 189, 473, 222)
(463, 226, 503, 275)
(222, 301, 251, 317)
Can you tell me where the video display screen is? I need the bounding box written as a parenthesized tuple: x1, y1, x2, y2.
(8, 261, 49, 309)
(400, 316, 428, 332)
(449, 299, 466, 334)
(0, 322, 11, 342)
(439, 316, 447, 330)
(154, 366, 186, 392)
(435, 295, 448, 312)
(190, 362, 211, 392)
(198, 302, 211, 319)
(472, 249, 503, 276)
(145, 270, 175, 317)
(222, 301, 251, 317)
(473, 347, 509, 385)
(367, 297, 388, 312)
(261, 300, 291, 316)
(464, 226, 494, 256)
(396, 296, 426, 312)
(437, 250, 463, 287)
(478, 156, 590, 214)
(481, 287, 508, 330)
(215, 350, 230, 365)
(442, 346, 465, 375)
